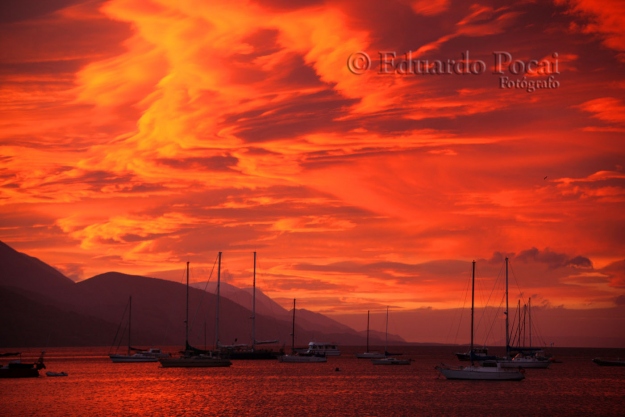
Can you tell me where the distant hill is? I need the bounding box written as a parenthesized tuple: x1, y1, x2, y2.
(0, 240, 405, 348)
(0, 241, 74, 294)
(197, 283, 368, 334)
(0, 285, 122, 347)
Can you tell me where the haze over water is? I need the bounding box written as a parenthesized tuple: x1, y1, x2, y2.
(2, 346, 624, 416)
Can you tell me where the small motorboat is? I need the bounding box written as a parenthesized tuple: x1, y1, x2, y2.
(592, 358, 625, 366)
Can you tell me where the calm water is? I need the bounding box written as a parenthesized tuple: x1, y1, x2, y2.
(1, 346, 624, 416)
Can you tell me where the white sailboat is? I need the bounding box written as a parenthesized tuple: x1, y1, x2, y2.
(355, 310, 385, 359)
(279, 299, 327, 363)
(436, 260, 525, 381)
(372, 307, 410, 365)
(491, 261, 550, 369)
(221, 252, 279, 359)
(159, 257, 232, 368)
(109, 296, 170, 363)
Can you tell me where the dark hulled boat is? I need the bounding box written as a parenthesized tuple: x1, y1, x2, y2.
(0, 352, 45, 378)
(592, 358, 625, 366)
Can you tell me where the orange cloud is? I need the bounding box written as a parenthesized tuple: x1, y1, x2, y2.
(578, 97, 625, 124)
(1, 0, 624, 341)
(559, 0, 625, 61)
(409, 0, 450, 16)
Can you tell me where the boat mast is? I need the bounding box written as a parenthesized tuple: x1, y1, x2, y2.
(505, 257, 510, 356)
(291, 298, 296, 353)
(522, 303, 527, 347)
(384, 306, 389, 355)
(529, 297, 532, 347)
(366, 310, 370, 353)
(470, 260, 475, 364)
(215, 252, 222, 349)
(128, 295, 132, 354)
(186, 262, 189, 348)
(252, 251, 256, 352)
(517, 300, 521, 348)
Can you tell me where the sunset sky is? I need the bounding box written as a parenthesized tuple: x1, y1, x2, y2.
(1, 0, 624, 344)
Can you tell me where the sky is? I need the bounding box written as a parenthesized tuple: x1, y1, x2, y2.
(1, 0, 624, 345)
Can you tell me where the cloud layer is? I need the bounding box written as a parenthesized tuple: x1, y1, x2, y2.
(1, 0, 624, 343)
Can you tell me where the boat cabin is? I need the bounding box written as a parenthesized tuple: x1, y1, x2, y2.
(306, 342, 341, 356)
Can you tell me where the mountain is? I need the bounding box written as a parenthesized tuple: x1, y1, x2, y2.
(194, 282, 404, 346)
(75, 271, 295, 348)
(0, 241, 74, 295)
(0, 285, 122, 347)
(0, 240, 405, 348)
(193, 282, 288, 318)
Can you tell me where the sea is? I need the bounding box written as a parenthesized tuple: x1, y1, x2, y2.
(1, 346, 624, 416)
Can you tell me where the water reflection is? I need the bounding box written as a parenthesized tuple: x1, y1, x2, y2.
(1, 346, 624, 416)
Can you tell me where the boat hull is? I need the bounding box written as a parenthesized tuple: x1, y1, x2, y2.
(592, 358, 625, 366)
(372, 358, 410, 365)
(0, 354, 45, 378)
(159, 357, 232, 368)
(278, 355, 327, 363)
(225, 350, 280, 360)
(355, 352, 386, 359)
(498, 361, 550, 369)
(455, 352, 498, 362)
(304, 350, 340, 356)
(0, 367, 40, 378)
(495, 358, 551, 369)
(436, 365, 525, 381)
(109, 354, 159, 363)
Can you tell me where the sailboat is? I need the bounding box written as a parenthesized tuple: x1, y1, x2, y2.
(221, 252, 280, 360)
(372, 307, 410, 365)
(436, 260, 525, 380)
(491, 260, 550, 369)
(355, 310, 385, 359)
(279, 299, 327, 363)
(109, 296, 170, 363)
(159, 258, 232, 368)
